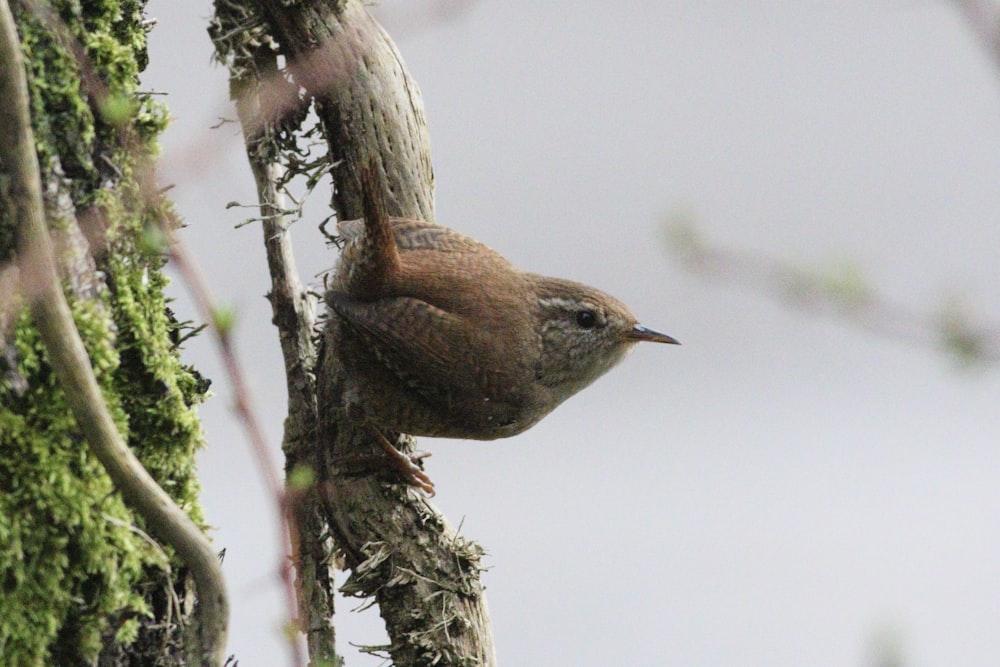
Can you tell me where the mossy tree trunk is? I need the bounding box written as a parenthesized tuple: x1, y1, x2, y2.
(0, 1, 215, 665)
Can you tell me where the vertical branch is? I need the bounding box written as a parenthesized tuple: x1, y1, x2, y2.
(210, 3, 337, 665)
(232, 0, 496, 665)
(234, 46, 336, 667)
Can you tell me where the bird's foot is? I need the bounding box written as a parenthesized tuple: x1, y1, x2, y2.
(367, 426, 435, 496)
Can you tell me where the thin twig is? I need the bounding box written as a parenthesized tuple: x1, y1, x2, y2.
(210, 1, 338, 663)
(166, 232, 305, 667)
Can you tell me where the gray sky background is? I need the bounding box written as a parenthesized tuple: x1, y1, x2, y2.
(145, 2, 1000, 665)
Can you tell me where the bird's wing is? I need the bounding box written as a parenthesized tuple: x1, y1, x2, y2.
(328, 291, 504, 403)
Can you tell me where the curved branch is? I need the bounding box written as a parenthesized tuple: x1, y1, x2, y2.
(0, 3, 228, 665)
(248, 0, 497, 664)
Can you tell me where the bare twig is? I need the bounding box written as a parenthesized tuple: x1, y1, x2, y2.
(165, 231, 306, 667)
(210, 1, 334, 663)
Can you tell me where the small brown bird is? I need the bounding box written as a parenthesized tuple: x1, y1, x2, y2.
(327, 165, 678, 492)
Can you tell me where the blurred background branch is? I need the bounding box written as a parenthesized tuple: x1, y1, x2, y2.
(953, 0, 1000, 71)
(664, 212, 1000, 367)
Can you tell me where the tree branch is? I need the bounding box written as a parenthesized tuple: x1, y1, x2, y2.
(222, 0, 496, 664)
(211, 2, 333, 661)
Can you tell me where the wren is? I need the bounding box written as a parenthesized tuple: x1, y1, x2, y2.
(327, 165, 678, 492)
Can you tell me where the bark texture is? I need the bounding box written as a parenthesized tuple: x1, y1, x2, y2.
(213, 1, 497, 664)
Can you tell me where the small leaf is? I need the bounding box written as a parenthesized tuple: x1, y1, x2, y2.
(211, 305, 237, 336)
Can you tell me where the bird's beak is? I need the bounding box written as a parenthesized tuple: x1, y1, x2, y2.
(624, 324, 680, 345)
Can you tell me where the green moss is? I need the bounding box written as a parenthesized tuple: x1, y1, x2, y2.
(0, 0, 211, 664)
(0, 309, 145, 663)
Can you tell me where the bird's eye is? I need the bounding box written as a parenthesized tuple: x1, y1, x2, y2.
(575, 310, 598, 329)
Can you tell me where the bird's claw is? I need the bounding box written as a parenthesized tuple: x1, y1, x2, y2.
(368, 426, 436, 496)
